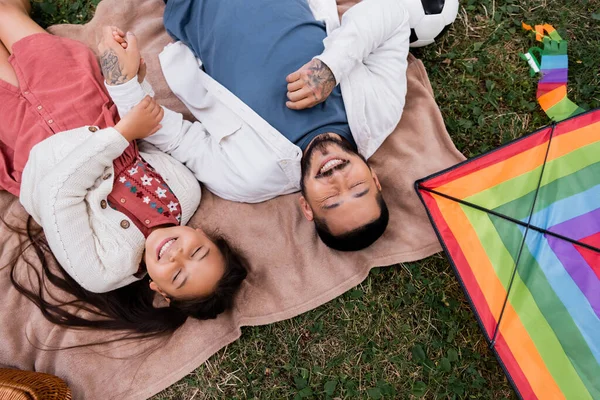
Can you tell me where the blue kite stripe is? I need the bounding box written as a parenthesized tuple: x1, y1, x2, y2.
(540, 54, 569, 70)
(524, 233, 600, 365)
(527, 184, 600, 233)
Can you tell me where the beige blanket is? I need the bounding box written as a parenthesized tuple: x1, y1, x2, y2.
(0, 0, 464, 398)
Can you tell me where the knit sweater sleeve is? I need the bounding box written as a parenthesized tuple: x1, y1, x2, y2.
(21, 127, 142, 293)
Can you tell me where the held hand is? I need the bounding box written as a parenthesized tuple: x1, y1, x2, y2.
(114, 96, 164, 142)
(108, 28, 147, 83)
(286, 59, 336, 110)
(98, 26, 141, 85)
(111, 26, 127, 48)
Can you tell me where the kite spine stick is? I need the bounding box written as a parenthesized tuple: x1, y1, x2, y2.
(489, 123, 555, 348)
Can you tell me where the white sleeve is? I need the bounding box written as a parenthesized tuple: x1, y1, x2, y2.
(314, 0, 410, 85)
(105, 77, 191, 154)
(157, 42, 302, 203)
(316, 0, 410, 158)
(104, 77, 155, 117)
(30, 128, 139, 293)
(106, 60, 250, 202)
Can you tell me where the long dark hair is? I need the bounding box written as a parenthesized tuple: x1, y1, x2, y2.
(4, 215, 247, 339)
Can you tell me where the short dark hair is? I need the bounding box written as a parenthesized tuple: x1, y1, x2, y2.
(314, 192, 389, 251)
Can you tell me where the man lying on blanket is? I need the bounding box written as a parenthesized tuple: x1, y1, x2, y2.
(104, 0, 411, 251)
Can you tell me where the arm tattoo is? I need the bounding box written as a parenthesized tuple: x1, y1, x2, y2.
(100, 48, 128, 85)
(305, 59, 336, 103)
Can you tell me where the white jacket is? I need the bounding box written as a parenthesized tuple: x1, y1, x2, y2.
(107, 0, 410, 203)
(19, 126, 201, 293)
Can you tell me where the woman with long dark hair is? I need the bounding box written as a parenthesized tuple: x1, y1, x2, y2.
(0, 0, 247, 337)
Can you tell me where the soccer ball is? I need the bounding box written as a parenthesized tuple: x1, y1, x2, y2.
(400, 0, 460, 47)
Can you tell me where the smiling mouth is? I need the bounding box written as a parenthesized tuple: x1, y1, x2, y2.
(157, 237, 177, 260)
(319, 158, 347, 175)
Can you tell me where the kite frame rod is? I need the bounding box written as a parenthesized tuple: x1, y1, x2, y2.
(417, 187, 600, 254)
(419, 125, 600, 348)
(489, 122, 555, 348)
(419, 121, 599, 348)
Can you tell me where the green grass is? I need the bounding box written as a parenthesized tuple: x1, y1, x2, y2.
(34, 0, 600, 398)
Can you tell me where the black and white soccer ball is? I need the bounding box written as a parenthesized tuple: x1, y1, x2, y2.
(400, 0, 460, 47)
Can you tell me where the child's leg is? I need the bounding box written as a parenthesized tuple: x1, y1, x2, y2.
(0, 0, 45, 54)
(0, 41, 18, 86)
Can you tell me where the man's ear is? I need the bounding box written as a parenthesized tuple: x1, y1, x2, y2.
(298, 195, 314, 221)
(149, 280, 171, 305)
(371, 170, 382, 191)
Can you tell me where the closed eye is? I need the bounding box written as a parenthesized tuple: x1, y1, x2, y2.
(193, 246, 209, 261)
(322, 183, 368, 210)
(172, 269, 181, 283)
(353, 188, 370, 198)
(200, 248, 210, 260)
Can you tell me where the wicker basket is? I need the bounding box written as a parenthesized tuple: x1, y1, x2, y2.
(0, 369, 72, 400)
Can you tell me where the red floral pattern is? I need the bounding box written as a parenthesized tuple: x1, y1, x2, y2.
(108, 145, 181, 237)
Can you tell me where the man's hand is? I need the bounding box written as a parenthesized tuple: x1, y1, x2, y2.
(114, 96, 164, 142)
(286, 59, 336, 110)
(98, 26, 142, 86)
(109, 28, 147, 83)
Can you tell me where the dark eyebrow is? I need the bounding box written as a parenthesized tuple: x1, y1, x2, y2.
(322, 188, 369, 210)
(323, 201, 342, 210)
(354, 188, 370, 198)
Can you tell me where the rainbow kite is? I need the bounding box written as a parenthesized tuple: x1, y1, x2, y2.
(416, 108, 600, 399)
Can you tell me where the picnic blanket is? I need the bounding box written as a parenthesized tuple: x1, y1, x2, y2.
(0, 0, 465, 398)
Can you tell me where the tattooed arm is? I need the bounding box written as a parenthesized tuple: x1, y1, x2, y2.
(285, 59, 336, 110)
(100, 48, 129, 85)
(97, 26, 141, 86)
(286, 0, 410, 112)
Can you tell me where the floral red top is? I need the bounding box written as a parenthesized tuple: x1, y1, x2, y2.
(107, 142, 182, 237)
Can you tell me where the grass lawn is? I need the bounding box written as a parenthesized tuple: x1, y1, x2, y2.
(33, 0, 600, 398)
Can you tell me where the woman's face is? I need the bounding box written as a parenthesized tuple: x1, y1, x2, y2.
(144, 226, 225, 300)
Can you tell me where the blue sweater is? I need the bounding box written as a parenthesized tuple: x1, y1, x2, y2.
(164, 0, 354, 150)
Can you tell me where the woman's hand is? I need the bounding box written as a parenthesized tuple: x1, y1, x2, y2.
(98, 26, 141, 86)
(114, 96, 164, 142)
(285, 59, 336, 110)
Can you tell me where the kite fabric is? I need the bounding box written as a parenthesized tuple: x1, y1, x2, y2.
(520, 23, 585, 122)
(415, 108, 600, 399)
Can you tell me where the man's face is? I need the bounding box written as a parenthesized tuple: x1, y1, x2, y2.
(299, 135, 382, 236)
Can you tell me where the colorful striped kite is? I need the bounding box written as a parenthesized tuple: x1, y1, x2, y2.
(416, 108, 600, 399)
(520, 23, 585, 122)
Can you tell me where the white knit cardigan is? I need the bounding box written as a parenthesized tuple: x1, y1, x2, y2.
(19, 126, 201, 293)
